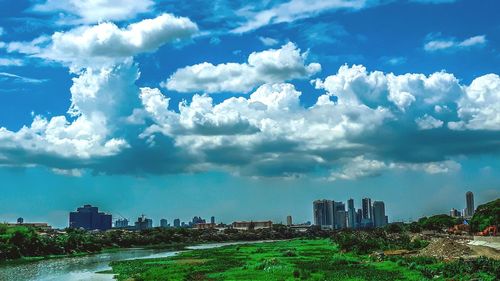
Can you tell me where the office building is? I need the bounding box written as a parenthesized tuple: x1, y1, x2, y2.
(135, 215, 153, 230)
(210, 216, 215, 224)
(450, 208, 461, 218)
(362, 198, 373, 221)
(465, 191, 474, 217)
(372, 201, 387, 228)
(313, 200, 334, 228)
(356, 209, 363, 225)
(232, 221, 272, 230)
(160, 219, 169, 228)
(334, 201, 346, 229)
(115, 218, 129, 228)
(286, 215, 293, 226)
(69, 204, 112, 231)
(347, 199, 356, 229)
(192, 216, 206, 225)
(173, 218, 180, 228)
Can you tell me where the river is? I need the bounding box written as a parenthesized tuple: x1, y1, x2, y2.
(0, 241, 269, 281)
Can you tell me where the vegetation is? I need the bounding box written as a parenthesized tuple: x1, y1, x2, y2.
(0, 224, 310, 262)
(417, 214, 458, 231)
(470, 198, 500, 232)
(110, 239, 427, 281)
(0, 226, 103, 261)
(110, 238, 499, 281)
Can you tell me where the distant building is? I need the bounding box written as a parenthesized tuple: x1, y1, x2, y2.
(196, 223, 216, 229)
(465, 191, 474, 217)
(286, 215, 293, 226)
(372, 201, 387, 228)
(115, 218, 129, 228)
(173, 218, 180, 228)
(135, 215, 153, 230)
(69, 204, 112, 231)
(6, 222, 52, 231)
(450, 208, 461, 218)
(210, 216, 215, 224)
(347, 199, 356, 229)
(356, 209, 363, 225)
(313, 199, 334, 229)
(334, 202, 346, 229)
(362, 198, 373, 221)
(232, 221, 272, 230)
(160, 219, 169, 228)
(192, 216, 206, 225)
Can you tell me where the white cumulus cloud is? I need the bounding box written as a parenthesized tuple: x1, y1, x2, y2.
(164, 42, 321, 93)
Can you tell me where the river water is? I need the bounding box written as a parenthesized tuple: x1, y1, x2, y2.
(0, 241, 267, 281)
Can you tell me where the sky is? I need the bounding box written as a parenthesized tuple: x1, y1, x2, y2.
(0, 0, 499, 228)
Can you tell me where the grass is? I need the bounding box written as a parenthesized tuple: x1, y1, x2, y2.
(110, 239, 429, 281)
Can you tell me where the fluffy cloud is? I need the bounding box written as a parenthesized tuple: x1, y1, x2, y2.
(424, 35, 487, 52)
(2, 2, 498, 181)
(32, 0, 155, 25)
(449, 74, 500, 130)
(4, 14, 198, 69)
(164, 42, 321, 93)
(41, 13, 198, 68)
(415, 114, 444, 130)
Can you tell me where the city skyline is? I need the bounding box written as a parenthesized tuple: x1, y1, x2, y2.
(3, 190, 486, 229)
(0, 0, 499, 228)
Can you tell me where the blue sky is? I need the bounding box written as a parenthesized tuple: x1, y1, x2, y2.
(0, 0, 499, 228)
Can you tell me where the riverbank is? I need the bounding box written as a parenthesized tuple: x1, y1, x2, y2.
(110, 239, 500, 281)
(0, 241, 193, 267)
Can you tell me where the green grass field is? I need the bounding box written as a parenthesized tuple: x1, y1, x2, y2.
(110, 239, 432, 281)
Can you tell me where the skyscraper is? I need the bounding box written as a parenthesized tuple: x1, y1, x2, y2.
(173, 218, 180, 228)
(334, 201, 346, 229)
(362, 198, 373, 221)
(347, 198, 356, 229)
(465, 191, 474, 217)
(286, 215, 292, 226)
(160, 219, 168, 228)
(372, 201, 387, 228)
(313, 200, 334, 228)
(210, 216, 215, 224)
(69, 204, 112, 231)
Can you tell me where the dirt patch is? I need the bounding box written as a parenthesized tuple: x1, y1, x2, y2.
(175, 258, 210, 265)
(416, 238, 472, 259)
(468, 245, 500, 260)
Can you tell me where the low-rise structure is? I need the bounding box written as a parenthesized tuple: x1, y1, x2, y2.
(232, 221, 272, 230)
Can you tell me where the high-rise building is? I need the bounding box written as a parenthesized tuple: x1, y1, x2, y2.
(286, 215, 293, 226)
(465, 191, 474, 217)
(372, 201, 387, 228)
(356, 209, 363, 225)
(173, 218, 180, 228)
(69, 204, 112, 231)
(160, 219, 168, 228)
(362, 198, 373, 221)
(334, 201, 346, 229)
(210, 216, 215, 224)
(450, 208, 461, 218)
(313, 200, 334, 228)
(115, 218, 129, 228)
(347, 199, 356, 229)
(135, 215, 153, 230)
